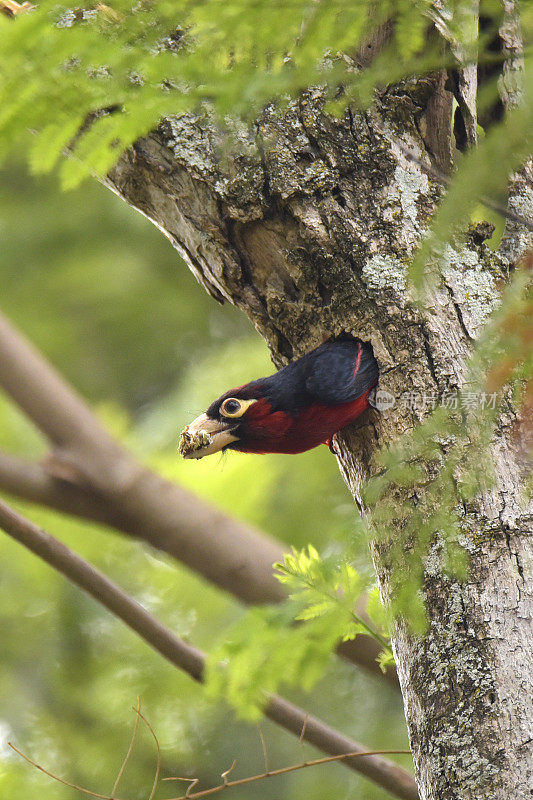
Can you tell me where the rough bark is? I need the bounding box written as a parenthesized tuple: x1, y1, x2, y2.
(104, 74, 532, 799)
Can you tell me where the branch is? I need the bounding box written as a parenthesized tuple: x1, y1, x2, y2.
(0, 452, 125, 526)
(162, 747, 412, 800)
(0, 450, 287, 605)
(0, 311, 136, 492)
(0, 310, 398, 687)
(0, 498, 417, 800)
(10, 738, 412, 800)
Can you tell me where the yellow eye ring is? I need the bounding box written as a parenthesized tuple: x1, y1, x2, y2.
(220, 398, 256, 418)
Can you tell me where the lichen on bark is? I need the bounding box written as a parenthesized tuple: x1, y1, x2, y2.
(106, 73, 532, 800)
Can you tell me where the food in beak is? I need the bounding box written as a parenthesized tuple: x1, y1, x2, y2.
(178, 426, 213, 458)
(178, 413, 239, 459)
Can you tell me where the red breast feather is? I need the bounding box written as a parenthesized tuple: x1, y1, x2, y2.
(231, 340, 377, 454)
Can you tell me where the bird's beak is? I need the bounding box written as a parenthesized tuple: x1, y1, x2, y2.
(179, 413, 239, 459)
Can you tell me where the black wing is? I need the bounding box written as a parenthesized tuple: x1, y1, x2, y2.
(304, 340, 379, 406)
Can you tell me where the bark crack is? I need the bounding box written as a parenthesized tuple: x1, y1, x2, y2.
(254, 121, 273, 204)
(421, 327, 441, 390)
(444, 282, 474, 342)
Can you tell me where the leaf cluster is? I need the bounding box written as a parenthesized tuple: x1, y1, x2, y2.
(206, 546, 392, 719)
(0, 0, 520, 187)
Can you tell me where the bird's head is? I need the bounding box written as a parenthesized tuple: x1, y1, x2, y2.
(179, 340, 379, 459)
(179, 379, 292, 459)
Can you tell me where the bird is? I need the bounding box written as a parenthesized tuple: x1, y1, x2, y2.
(179, 339, 379, 459)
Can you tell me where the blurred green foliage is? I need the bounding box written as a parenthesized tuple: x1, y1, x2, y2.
(0, 162, 409, 799)
(0, 157, 250, 408)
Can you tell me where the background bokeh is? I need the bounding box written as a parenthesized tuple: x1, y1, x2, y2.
(0, 160, 409, 800)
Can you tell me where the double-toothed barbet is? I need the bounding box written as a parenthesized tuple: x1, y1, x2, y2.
(179, 339, 378, 459)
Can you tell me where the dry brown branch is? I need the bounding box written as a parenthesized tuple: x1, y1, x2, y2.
(134, 707, 161, 800)
(112, 697, 141, 797)
(0, 309, 397, 687)
(162, 747, 412, 800)
(9, 742, 125, 800)
(10, 737, 411, 800)
(0, 497, 417, 799)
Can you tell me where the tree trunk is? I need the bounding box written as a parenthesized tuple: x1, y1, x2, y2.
(105, 74, 532, 799)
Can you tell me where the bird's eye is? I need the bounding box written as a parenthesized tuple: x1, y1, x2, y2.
(220, 398, 244, 418)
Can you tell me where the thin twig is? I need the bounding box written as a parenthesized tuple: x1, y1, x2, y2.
(162, 776, 202, 797)
(163, 749, 412, 800)
(133, 707, 161, 800)
(185, 778, 200, 798)
(111, 697, 141, 798)
(0, 498, 417, 799)
(256, 725, 270, 774)
(10, 733, 410, 800)
(8, 743, 128, 800)
(220, 760, 237, 785)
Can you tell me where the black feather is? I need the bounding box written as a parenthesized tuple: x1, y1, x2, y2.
(207, 340, 379, 419)
(211, 339, 379, 415)
(304, 340, 378, 405)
